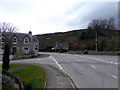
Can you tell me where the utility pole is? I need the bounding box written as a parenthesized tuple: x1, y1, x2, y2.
(95, 31, 98, 54)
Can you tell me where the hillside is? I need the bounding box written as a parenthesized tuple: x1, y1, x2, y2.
(36, 29, 120, 51)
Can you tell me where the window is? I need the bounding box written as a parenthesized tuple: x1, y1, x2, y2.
(24, 48, 29, 54)
(35, 48, 38, 54)
(1, 37, 4, 43)
(24, 37, 29, 44)
(35, 48, 38, 51)
(12, 37, 17, 44)
(12, 47, 17, 55)
(1, 47, 4, 54)
(35, 40, 38, 44)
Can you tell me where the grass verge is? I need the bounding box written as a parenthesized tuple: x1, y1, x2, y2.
(9, 64, 24, 70)
(0, 64, 24, 70)
(12, 65, 46, 89)
(0, 64, 2, 73)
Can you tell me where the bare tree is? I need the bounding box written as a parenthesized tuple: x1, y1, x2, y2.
(88, 17, 116, 30)
(87, 17, 116, 54)
(106, 17, 116, 30)
(88, 19, 100, 31)
(0, 22, 18, 33)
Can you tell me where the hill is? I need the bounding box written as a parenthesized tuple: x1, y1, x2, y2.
(36, 29, 120, 51)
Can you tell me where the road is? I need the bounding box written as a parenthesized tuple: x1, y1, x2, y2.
(9, 64, 73, 88)
(9, 52, 118, 88)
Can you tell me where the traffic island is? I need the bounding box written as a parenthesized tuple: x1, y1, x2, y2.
(9, 64, 46, 89)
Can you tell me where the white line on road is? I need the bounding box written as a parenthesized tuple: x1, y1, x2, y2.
(101, 60, 105, 62)
(112, 75, 117, 79)
(75, 55, 79, 56)
(91, 65, 96, 68)
(110, 62, 114, 64)
(50, 56, 63, 70)
(105, 61, 109, 63)
(114, 63, 118, 65)
(75, 55, 118, 65)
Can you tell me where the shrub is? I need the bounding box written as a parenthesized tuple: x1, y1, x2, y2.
(28, 51, 35, 58)
(14, 52, 19, 59)
(20, 52, 24, 56)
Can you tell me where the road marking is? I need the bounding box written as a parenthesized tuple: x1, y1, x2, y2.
(110, 62, 113, 64)
(75, 55, 78, 56)
(50, 56, 63, 70)
(77, 56, 118, 65)
(105, 61, 109, 63)
(101, 60, 105, 62)
(62, 69, 80, 88)
(114, 63, 118, 65)
(112, 75, 117, 79)
(91, 65, 96, 68)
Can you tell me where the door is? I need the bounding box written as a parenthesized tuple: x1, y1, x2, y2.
(12, 47, 17, 55)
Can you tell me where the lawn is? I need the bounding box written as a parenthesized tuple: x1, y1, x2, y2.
(0, 64, 2, 74)
(0, 64, 24, 71)
(12, 65, 46, 89)
(9, 64, 24, 70)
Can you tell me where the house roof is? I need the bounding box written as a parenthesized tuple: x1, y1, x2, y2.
(2, 32, 38, 42)
(54, 43, 69, 50)
(33, 35, 38, 41)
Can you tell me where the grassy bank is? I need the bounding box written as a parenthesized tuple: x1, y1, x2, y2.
(12, 65, 46, 89)
(9, 64, 24, 70)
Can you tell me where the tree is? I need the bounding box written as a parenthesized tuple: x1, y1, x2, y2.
(88, 19, 100, 54)
(106, 17, 116, 30)
(87, 17, 116, 54)
(2, 44, 10, 71)
(0, 22, 18, 33)
(72, 43, 80, 51)
(88, 17, 116, 31)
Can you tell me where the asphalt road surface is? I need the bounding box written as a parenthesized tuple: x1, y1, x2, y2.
(7, 52, 118, 88)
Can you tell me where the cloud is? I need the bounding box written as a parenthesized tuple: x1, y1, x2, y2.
(66, 2, 118, 29)
(0, 0, 119, 35)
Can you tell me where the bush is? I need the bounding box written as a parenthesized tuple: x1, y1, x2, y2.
(28, 51, 35, 58)
(23, 81, 32, 89)
(14, 52, 19, 59)
(20, 52, 24, 56)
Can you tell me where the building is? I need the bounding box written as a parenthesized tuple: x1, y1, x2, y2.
(53, 43, 69, 51)
(0, 31, 39, 55)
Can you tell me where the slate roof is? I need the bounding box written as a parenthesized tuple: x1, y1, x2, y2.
(33, 35, 38, 41)
(54, 43, 69, 50)
(2, 32, 38, 42)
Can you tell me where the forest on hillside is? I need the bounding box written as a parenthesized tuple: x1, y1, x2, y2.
(36, 17, 120, 52)
(36, 29, 120, 51)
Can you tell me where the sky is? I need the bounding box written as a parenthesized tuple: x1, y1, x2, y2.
(0, 0, 119, 35)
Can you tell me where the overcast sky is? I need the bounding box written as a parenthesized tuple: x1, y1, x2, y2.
(0, 0, 119, 35)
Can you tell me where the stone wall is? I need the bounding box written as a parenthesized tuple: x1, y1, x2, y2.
(2, 70, 24, 89)
(70, 50, 119, 55)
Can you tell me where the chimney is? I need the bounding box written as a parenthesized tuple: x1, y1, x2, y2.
(29, 30, 33, 41)
(29, 30, 32, 35)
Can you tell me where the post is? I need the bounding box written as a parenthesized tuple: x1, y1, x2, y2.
(95, 31, 98, 54)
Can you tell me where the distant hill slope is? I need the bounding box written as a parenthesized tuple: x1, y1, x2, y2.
(36, 29, 120, 51)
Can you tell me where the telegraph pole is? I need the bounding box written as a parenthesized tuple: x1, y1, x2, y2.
(95, 31, 98, 54)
